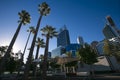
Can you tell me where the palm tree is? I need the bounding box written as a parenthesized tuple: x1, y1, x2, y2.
(33, 37, 45, 77)
(35, 37, 45, 59)
(0, 46, 8, 58)
(0, 10, 30, 74)
(22, 26, 35, 60)
(16, 26, 35, 79)
(23, 2, 50, 80)
(41, 25, 58, 80)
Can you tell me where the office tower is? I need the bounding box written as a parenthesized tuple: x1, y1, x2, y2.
(106, 16, 115, 27)
(103, 16, 120, 39)
(103, 24, 118, 39)
(57, 26, 70, 47)
(106, 16, 120, 36)
(77, 36, 84, 46)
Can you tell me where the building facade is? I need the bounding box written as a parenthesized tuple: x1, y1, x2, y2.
(51, 46, 64, 58)
(57, 26, 70, 47)
(77, 36, 84, 46)
(103, 16, 120, 39)
(96, 41, 105, 55)
(103, 24, 118, 39)
(65, 44, 81, 57)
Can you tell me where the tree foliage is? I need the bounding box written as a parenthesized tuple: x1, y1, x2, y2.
(77, 43, 98, 65)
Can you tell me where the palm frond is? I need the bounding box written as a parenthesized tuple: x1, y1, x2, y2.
(18, 10, 31, 25)
(38, 2, 51, 16)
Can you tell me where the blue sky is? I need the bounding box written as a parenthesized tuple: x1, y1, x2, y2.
(0, 0, 120, 61)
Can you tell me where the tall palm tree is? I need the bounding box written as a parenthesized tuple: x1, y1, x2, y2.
(35, 37, 45, 60)
(41, 25, 58, 80)
(21, 26, 36, 62)
(16, 26, 35, 79)
(0, 10, 30, 74)
(0, 46, 8, 58)
(33, 37, 45, 78)
(23, 2, 50, 80)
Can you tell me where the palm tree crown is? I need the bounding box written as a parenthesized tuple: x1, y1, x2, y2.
(18, 10, 31, 25)
(38, 2, 50, 16)
(36, 37, 45, 48)
(27, 26, 36, 34)
(41, 25, 58, 38)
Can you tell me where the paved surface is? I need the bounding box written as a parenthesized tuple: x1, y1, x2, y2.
(0, 72, 120, 80)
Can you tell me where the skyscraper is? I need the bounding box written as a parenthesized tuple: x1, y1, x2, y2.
(57, 26, 70, 47)
(107, 16, 120, 35)
(103, 16, 120, 39)
(103, 24, 118, 39)
(77, 36, 84, 46)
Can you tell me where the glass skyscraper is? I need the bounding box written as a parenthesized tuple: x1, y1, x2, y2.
(57, 26, 70, 47)
(103, 24, 118, 39)
(103, 16, 120, 39)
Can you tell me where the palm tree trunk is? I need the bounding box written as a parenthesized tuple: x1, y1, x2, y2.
(23, 15, 43, 80)
(22, 31, 32, 59)
(35, 46, 40, 59)
(33, 46, 40, 78)
(0, 22, 23, 74)
(42, 36, 49, 80)
(16, 31, 31, 80)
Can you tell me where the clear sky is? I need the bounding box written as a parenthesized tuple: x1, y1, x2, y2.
(0, 0, 120, 61)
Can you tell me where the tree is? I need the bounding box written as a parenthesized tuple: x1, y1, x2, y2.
(103, 39, 115, 71)
(77, 43, 98, 77)
(16, 26, 35, 79)
(23, 2, 50, 80)
(22, 26, 35, 61)
(5, 57, 17, 74)
(41, 25, 58, 80)
(50, 61, 60, 71)
(0, 10, 30, 74)
(33, 37, 45, 77)
(0, 46, 8, 58)
(35, 37, 45, 60)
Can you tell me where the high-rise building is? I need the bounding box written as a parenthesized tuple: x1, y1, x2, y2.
(57, 26, 70, 47)
(106, 16, 116, 27)
(103, 24, 118, 39)
(103, 16, 120, 39)
(77, 36, 84, 46)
